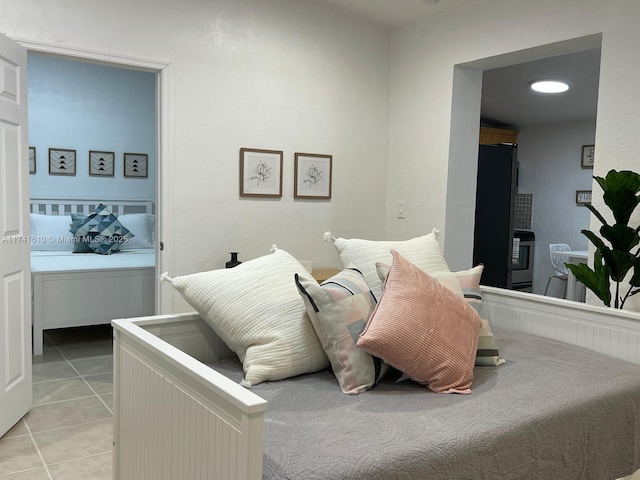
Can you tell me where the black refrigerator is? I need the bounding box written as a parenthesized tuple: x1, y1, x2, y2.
(472, 143, 518, 289)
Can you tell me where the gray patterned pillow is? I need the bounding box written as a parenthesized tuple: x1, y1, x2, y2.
(70, 204, 133, 255)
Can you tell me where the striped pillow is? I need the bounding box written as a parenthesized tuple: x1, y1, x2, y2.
(454, 265, 506, 366)
(323, 229, 450, 299)
(376, 263, 505, 366)
(358, 250, 482, 394)
(295, 265, 388, 395)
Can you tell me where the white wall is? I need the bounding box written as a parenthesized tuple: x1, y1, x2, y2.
(28, 54, 156, 200)
(0, 0, 391, 311)
(516, 120, 596, 294)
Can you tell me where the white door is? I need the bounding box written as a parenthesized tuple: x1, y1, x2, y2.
(0, 33, 32, 437)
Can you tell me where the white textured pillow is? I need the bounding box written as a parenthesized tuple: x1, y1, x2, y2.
(162, 247, 329, 387)
(30, 213, 74, 251)
(118, 213, 155, 249)
(323, 228, 450, 298)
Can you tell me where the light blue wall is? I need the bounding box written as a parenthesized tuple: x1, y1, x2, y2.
(28, 54, 156, 200)
(517, 120, 596, 295)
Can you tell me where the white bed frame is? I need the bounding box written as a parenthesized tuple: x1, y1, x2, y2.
(31, 198, 156, 355)
(112, 287, 640, 480)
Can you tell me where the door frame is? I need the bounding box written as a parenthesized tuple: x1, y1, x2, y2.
(12, 37, 174, 314)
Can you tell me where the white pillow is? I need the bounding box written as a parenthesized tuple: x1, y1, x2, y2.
(30, 213, 74, 251)
(323, 228, 450, 298)
(162, 247, 329, 387)
(118, 213, 155, 249)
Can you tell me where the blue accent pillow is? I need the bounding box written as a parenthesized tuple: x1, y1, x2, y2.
(69, 204, 133, 255)
(70, 214, 93, 253)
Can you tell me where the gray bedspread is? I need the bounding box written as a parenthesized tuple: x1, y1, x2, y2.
(210, 327, 640, 480)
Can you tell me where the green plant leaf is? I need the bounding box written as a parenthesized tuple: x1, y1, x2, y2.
(606, 250, 636, 281)
(599, 224, 640, 252)
(566, 256, 611, 307)
(582, 229, 608, 251)
(600, 170, 640, 224)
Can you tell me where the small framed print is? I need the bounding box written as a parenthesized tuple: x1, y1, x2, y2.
(581, 144, 595, 169)
(124, 153, 148, 178)
(576, 190, 592, 206)
(29, 147, 36, 175)
(49, 148, 76, 176)
(294, 153, 332, 199)
(89, 150, 115, 177)
(240, 148, 283, 197)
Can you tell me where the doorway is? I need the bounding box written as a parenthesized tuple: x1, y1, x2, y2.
(27, 52, 160, 354)
(19, 38, 173, 314)
(445, 34, 602, 296)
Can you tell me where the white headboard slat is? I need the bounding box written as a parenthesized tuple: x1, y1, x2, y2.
(30, 198, 154, 216)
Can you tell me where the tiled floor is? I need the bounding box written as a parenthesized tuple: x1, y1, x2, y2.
(0, 325, 114, 479)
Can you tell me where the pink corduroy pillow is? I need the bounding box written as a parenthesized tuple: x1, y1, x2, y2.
(357, 249, 482, 394)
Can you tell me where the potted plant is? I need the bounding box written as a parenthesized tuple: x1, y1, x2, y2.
(566, 169, 640, 308)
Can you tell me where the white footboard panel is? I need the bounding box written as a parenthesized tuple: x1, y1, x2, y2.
(113, 313, 267, 480)
(33, 267, 155, 355)
(482, 286, 640, 364)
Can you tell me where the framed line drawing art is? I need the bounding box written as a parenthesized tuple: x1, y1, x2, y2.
(89, 150, 115, 177)
(240, 148, 283, 197)
(294, 153, 332, 199)
(49, 148, 76, 176)
(29, 146, 36, 175)
(581, 144, 595, 169)
(124, 153, 148, 178)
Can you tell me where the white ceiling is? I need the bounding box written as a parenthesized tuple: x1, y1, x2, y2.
(480, 48, 601, 127)
(320, 0, 601, 127)
(320, 0, 483, 29)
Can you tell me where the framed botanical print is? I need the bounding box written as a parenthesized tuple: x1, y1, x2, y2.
(240, 148, 283, 197)
(294, 153, 332, 199)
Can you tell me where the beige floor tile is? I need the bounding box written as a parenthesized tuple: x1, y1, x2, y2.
(33, 378, 94, 406)
(32, 346, 64, 366)
(33, 420, 112, 465)
(1, 420, 28, 439)
(0, 436, 43, 474)
(48, 452, 111, 480)
(0, 467, 50, 479)
(84, 373, 112, 396)
(25, 397, 111, 434)
(69, 356, 112, 376)
(98, 393, 113, 413)
(57, 342, 113, 361)
(32, 361, 78, 383)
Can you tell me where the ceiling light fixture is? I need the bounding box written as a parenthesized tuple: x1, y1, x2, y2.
(530, 80, 570, 93)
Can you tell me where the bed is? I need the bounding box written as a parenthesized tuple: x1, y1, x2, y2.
(30, 198, 156, 355)
(112, 288, 640, 480)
